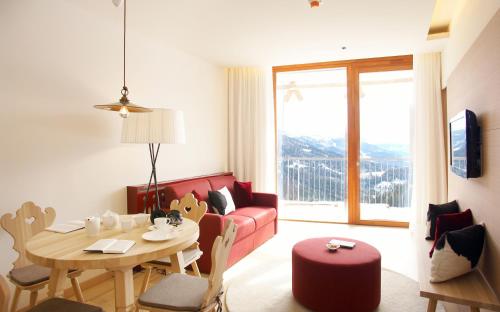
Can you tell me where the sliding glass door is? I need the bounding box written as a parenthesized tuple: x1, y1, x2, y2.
(358, 69, 413, 223)
(276, 68, 348, 223)
(273, 56, 413, 227)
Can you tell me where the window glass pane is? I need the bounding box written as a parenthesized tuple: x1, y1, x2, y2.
(276, 68, 348, 223)
(359, 70, 413, 222)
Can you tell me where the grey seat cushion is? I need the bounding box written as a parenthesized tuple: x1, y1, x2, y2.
(9, 264, 51, 286)
(150, 249, 203, 266)
(139, 273, 208, 311)
(27, 298, 102, 312)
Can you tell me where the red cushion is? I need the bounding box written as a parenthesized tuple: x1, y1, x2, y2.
(223, 214, 256, 242)
(429, 209, 473, 257)
(234, 181, 253, 208)
(164, 179, 211, 208)
(292, 237, 381, 312)
(192, 190, 203, 202)
(230, 207, 277, 229)
(207, 175, 236, 194)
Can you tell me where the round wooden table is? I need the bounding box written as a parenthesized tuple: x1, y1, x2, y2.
(26, 219, 199, 312)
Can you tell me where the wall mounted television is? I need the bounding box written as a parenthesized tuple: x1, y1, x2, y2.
(449, 109, 481, 178)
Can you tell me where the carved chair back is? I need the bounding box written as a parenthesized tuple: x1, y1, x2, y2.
(0, 202, 56, 269)
(170, 193, 207, 224)
(202, 219, 237, 307)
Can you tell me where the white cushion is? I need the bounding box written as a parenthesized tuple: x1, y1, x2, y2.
(218, 186, 236, 215)
(430, 238, 471, 282)
(430, 224, 485, 283)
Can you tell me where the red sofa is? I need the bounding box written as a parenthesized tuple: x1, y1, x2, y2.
(127, 172, 278, 273)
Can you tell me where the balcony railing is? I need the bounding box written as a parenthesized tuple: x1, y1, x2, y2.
(278, 157, 412, 208)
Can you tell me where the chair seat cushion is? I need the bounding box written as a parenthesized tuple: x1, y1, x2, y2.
(231, 207, 277, 229)
(139, 273, 209, 311)
(9, 264, 51, 286)
(223, 214, 256, 242)
(27, 298, 102, 312)
(151, 249, 203, 265)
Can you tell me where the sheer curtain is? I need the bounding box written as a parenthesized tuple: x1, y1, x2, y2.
(411, 53, 448, 231)
(227, 67, 273, 192)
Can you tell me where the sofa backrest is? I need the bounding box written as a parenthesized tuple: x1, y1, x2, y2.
(164, 175, 237, 213)
(207, 175, 236, 194)
(126, 172, 235, 214)
(164, 179, 212, 207)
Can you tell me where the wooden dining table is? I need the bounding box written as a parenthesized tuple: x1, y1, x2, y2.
(25, 219, 199, 312)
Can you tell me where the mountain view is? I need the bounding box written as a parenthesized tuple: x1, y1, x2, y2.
(278, 135, 412, 208)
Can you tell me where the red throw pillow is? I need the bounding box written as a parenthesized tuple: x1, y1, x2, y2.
(429, 209, 473, 257)
(192, 190, 203, 202)
(234, 181, 253, 208)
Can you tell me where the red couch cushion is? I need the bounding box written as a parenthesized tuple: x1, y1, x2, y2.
(223, 214, 256, 242)
(234, 181, 253, 208)
(231, 207, 277, 229)
(207, 175, 236, 194)
(164, 179, 212, 208)
(429, 209, 473, 257)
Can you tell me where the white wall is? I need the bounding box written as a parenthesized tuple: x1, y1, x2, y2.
(441, 0, 500, 86)
(0, 0, 227, 305)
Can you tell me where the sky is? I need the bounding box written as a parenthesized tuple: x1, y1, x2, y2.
(276, 68, 413, 145)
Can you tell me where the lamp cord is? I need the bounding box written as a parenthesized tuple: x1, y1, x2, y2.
(123, 0, 127, 88)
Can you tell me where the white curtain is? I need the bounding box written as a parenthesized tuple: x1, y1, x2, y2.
(228, 67, 272, 192)
(411, 53, 448, 231)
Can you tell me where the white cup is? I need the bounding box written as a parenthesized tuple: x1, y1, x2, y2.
(154, 217, 172, 232)
(120, 217, 134, 233)
(102, 215, 118, 229)
(85, 216, 100, 236)
(133, 213, 149, 227)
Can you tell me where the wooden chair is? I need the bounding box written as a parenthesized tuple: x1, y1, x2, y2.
(0, 275, 102, 312)
(137, 219, 237, 312)
(140, 193, 208, 295)
(0, 202, 85, 312)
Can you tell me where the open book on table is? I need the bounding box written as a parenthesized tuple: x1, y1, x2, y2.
(84, 239, 135, 254)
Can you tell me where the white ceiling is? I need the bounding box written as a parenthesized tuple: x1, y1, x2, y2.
(100, 0, 442, 67)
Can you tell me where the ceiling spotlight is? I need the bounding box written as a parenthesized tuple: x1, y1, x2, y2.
(308, 0, 323, 8)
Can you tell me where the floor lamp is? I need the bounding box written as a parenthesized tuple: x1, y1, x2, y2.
(121, 108, 185, 217)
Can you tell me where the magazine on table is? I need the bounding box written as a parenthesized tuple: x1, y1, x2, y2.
(329, 239, 356, 249)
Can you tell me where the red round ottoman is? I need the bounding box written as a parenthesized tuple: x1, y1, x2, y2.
(292, 237, 381, 312)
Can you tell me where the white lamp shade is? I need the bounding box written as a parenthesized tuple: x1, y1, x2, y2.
(121, 108, 186, 144)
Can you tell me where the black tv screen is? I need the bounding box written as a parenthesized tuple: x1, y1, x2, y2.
(449, 110, 481, 178)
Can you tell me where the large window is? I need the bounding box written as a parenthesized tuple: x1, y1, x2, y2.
(273, 56, 413, 227)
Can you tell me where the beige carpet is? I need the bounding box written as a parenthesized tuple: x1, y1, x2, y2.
(225, 257, 444, 312)
(226, 263, 444, 312)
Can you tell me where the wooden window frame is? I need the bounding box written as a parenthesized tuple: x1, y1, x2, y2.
(273, 55, 413, 228)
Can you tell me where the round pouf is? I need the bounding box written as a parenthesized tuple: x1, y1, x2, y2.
(292, 237, 381, 312)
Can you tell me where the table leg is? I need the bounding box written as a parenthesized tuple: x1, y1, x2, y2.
(170, 252, 185, 274)
(48, 268, 68, 298)
(113, 267, 135, 312)
(427, 298, 437, 312)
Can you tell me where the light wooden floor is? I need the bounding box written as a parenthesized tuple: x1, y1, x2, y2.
(68, 270, 169, 312)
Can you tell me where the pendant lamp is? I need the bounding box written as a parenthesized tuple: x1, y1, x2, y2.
(94, 0, 152, 118)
